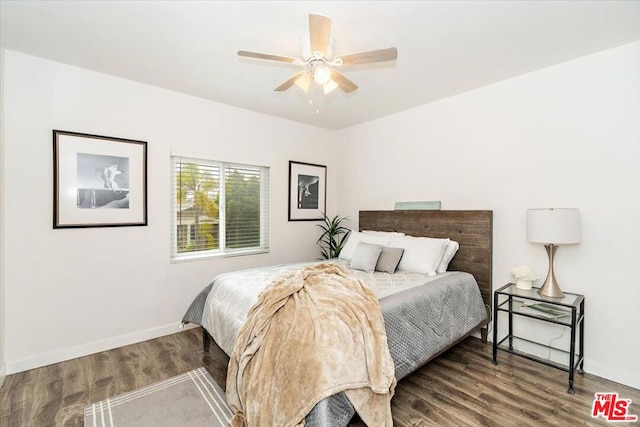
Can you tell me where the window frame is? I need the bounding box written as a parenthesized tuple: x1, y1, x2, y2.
(171, 155, 270, 262)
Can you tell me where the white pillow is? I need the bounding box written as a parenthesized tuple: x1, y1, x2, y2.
(339, 230, 391, 261)
(350, 242, 383, 273)
(362, 230, 405, 238)
(436, 240, 459, 273)
(390, 234, 450, 276)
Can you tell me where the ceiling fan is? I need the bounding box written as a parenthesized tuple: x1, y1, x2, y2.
(238, 14, 398, 94)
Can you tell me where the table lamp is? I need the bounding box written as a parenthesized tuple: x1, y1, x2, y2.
(526, 208, 581, 298)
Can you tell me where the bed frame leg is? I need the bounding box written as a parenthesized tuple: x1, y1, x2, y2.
(480, 327, 488, 343)
(202, 328, 211, 353)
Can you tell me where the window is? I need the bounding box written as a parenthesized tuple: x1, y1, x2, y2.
(171, 156, 269, 261)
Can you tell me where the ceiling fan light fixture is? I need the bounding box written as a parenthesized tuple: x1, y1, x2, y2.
(239, 14, 398, 95)
(323, 79, 338, 94)
(295, 73, 312, 93)
(313, 65, 332, 85)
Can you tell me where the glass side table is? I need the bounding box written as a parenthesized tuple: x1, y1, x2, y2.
(492, 283, 585, 393)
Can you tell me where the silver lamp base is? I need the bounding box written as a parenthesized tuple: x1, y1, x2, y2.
(538, 244, 565, 298)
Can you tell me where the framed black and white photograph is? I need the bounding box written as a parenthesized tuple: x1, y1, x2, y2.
(53, 130, 147, 228)
(288, 160, 326, 221)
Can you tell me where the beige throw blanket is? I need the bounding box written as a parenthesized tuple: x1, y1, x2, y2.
(226, 263, 396, 427)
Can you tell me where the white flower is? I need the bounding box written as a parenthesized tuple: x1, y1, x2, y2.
(510, 265, 537, 281)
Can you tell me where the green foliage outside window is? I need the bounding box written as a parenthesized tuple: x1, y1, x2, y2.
(225, 169, 260, 248)
(174, 159, 267, 257)
(176, 163, 219, 253)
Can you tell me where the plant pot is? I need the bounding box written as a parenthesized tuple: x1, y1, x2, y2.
(516, 279, 533, 290)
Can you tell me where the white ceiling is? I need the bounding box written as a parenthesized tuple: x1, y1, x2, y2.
(1, 1, 639, 130)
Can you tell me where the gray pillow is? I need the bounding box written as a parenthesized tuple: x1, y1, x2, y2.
(375, 247, 405, 273)
(349, 242, 383, 273)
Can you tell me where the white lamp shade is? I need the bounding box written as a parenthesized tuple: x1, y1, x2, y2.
(294, 73, 312, 92)
(526, 208, 581, 244)
(323, 79, 338, 94)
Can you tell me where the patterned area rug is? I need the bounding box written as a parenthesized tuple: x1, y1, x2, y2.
(84, 367, 232, 427)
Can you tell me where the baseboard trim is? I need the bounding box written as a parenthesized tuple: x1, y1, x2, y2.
(5, 322, 199, 375)
(584, 358, 640, 390)
(487, 335, 638, 390)
(7, 325, 638, 391)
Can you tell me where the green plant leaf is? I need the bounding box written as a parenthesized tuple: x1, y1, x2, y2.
(315, 212, 349, 259)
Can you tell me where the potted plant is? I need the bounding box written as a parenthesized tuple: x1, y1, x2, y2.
(316, 213, 350, 259)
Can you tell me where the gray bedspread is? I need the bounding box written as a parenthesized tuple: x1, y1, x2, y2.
(182, 268, 488, 426)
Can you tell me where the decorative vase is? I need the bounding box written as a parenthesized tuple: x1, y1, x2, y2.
(515, 279, 533, 290)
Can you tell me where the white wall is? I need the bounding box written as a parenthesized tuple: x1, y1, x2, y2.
(337, 42, 640, 389)
(1, 50, 336, 373)
(0, 47, 6, 389)
(3, 42, 639, 390)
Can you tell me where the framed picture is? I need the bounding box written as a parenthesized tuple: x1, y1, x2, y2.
(288, 161, 327, 221)
(53, 130, 147, 228)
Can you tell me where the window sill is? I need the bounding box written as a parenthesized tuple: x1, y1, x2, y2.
(171, 248, 269, 263)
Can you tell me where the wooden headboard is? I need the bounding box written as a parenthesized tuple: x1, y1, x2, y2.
(359, 210, 493, 314)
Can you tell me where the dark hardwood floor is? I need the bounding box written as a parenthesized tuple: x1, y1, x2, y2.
(1, 328, 638, 426)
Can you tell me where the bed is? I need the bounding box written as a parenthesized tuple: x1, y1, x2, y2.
(182, 209, 493, 426)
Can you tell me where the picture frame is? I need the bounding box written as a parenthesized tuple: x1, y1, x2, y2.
(288, 160, 326, 221)
(53, 130, 148, 228)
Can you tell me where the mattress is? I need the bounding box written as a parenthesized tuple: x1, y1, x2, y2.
(201, 259, 453, 356)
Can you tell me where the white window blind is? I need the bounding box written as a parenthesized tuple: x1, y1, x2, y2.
(171, 156, 269, 261)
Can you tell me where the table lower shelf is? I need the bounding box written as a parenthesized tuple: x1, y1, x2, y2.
(493, 335, 584, 393)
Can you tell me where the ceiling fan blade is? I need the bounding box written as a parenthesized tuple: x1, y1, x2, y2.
(238, 50, 298, 64)
(338, 47, 398, 66)
(330, 70, 358, 93)
(274, 71, 309, 91)
(309, 14, 331, 56)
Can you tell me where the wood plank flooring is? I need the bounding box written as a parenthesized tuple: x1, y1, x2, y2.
(1, 328, 638, 426)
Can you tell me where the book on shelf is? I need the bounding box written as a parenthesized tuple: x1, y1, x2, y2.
(520, 302, 571, 319)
